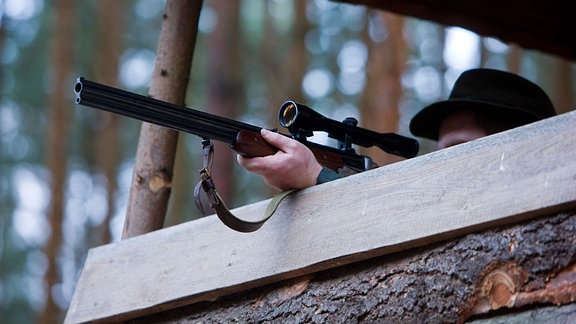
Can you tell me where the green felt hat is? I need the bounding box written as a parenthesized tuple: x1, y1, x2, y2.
(409, 69, 556, 140)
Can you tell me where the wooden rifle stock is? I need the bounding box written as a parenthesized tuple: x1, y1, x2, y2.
(232, 130, 277, 157)
(234, 131, 349, 171)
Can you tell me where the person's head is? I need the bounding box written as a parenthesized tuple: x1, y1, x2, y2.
(409, 69, 556, 149)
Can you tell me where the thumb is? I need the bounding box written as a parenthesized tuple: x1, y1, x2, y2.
(260, 129, 294, 150)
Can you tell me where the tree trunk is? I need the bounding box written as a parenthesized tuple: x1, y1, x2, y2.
(93, 0, 124, 244)
(122, 0, 203, 239)
(286, 0, 308, 103)
(555, 58, 572, 114)
(204, 0, 242, 207)
(360, 12, 406, 166)
(507, 44, 522, 74)
(41, 0, 75, 322)
(128, 211, 576, 323)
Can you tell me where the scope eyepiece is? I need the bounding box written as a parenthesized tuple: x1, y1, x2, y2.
(278, 101, 327, 133)
(279, 101, 298, 128)
(278, 101, 321, 138)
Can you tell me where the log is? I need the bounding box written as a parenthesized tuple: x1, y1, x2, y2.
(129, 211, 576, 323)
(65, 111, 576, 323)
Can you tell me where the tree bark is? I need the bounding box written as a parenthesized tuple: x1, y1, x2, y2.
(41, 0, 75, 322)
(128, 211, 576, 323)
(122, 0, 203, 239)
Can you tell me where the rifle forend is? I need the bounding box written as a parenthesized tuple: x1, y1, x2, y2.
(74, 77, 277, 158)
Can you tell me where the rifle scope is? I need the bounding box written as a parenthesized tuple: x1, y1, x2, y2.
(278, 100, 419, 158)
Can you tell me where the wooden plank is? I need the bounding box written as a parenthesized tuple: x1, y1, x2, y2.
(65, 111, 576, 323)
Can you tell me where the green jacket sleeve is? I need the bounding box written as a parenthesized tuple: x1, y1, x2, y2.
(316, 167, 342, 185)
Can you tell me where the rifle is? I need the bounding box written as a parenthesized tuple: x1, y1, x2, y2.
(74, 77, 419, 232)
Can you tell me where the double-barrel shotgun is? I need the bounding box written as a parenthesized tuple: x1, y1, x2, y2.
(74, 77, 419, 232)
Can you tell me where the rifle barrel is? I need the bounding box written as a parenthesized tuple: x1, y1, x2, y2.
(74, 77, 262, 145)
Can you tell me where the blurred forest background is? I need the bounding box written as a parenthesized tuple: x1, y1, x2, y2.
(0, 0, 573, 323)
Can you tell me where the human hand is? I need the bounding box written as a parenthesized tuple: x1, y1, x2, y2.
(237, 129, 323, 191)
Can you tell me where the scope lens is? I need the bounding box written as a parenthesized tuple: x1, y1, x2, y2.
(280, 102, 297, 127)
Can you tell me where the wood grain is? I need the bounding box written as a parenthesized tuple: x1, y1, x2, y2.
(65, 111, 576, 323)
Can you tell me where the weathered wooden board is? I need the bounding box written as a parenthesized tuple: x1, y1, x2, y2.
(65, 111, 576, 323)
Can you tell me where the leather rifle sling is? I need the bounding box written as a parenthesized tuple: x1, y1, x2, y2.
(194, 140, 295, 232)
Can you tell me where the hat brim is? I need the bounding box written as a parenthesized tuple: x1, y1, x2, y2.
(409, 99, 542, 140)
